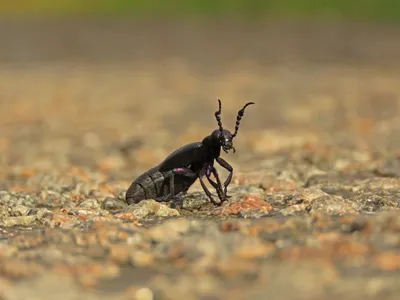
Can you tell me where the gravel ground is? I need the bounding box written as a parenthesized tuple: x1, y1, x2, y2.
(1, 19, 400, 300)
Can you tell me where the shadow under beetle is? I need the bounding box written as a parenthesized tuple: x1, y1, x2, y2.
(125, 99, 255, 206)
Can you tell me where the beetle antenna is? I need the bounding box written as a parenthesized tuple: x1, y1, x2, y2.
(215, 99, 224, 133)
(232, 102, 255, 138)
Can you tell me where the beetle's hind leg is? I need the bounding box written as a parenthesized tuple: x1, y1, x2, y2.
(156, 167, 197, 202)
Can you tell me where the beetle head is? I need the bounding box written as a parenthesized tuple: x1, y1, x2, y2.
(211, 129, 235, 153)
(213, 99, 254, 154)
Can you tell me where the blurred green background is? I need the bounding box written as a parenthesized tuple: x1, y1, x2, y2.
(1, 0, 399, 23)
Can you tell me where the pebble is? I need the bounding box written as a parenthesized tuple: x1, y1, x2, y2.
(181, 192, 210, 210)
(215, 195, 273, 218)
(10, 204, 31, 216)
(102, 197, 128, 212)
(124, 200, 180, 219)
(2, 215, 37, 227)
(130, 250, 154, 267)
(78, 199, 101, 209)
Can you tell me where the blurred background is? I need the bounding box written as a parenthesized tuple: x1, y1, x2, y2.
(1, 0, 400, 178)
(1, 0, 400, 22)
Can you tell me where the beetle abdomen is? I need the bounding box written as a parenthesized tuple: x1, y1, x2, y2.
(125, 182, 147, 204)
(125, 167, 169, 204)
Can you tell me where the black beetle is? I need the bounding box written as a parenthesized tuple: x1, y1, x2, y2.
(125, 99, 254, 206)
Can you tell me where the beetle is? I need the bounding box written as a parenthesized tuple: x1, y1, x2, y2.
(125, 99, 255, 206)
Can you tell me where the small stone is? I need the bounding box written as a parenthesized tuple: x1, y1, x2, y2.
(2, 215, 37, 227)
(288, 188, 328, 206)
(35, 207, 52, 219)
(50, 211, 76, 228)
(126, 286, 154, 300)
(280, 189, 358, 216)
(181, 192, 210, 210)
(102, 197, 127, 212)
(130, 250, 154, 267)
(156, 204, 180, 217)
(135, 287, 154, 300)
(310, 195, 358, 216)
(10, 204, 30, 216)
(215, 195, 273, 218)
(109, 245, 131, 264)
(115, 213, 139, 223)
(78, 199, 100, 209)
(0, 192, 11, 203)
(124, 200, 179, 219)
(117, 191, 127, 201)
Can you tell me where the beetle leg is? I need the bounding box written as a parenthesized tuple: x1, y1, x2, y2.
(173, 167, 198, 197)
(216, 157, 233, 198)
(199, 176, 221, 206)
(156, 172, 176, 202)
(205, 165, 218, 187)
(211, 166, 227, 202)
(199, 167, 221, 206)
(205, 165, 226, 202)
(157, 167, 197, 202)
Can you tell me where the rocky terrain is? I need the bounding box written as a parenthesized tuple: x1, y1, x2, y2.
(1, 19, 400, 300)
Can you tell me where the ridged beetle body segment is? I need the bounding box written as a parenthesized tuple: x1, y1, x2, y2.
(126, 167, 163, 203)
(125, 99, 255, 206)
(126, 166, 198, 204)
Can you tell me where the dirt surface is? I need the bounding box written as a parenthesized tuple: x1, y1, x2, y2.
(1, 19, 400, 299)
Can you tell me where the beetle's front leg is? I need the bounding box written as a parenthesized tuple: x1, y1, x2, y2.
(199, 168, 221, 206)
(205, 164, 226, 202)
(216, 157, 233, 198)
